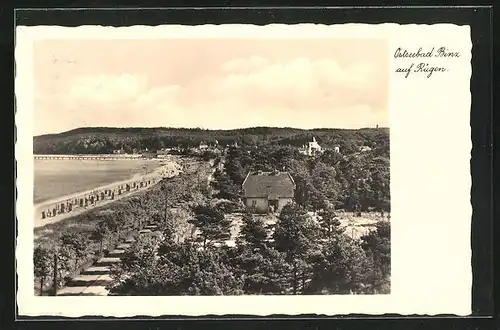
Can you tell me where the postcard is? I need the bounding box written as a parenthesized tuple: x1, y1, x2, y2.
(15, 22, 472, 317)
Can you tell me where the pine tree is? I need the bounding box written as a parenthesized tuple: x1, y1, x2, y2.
(272, 203, 321, 294)
(189, 205, 232, 248)
(317, 207, 344, 238)
(361, 221, 391, 293)
(34, 246, 53, 295)
(311, 161, 341, 205)
(232, 243, 290, 295)
(112, 240, 244, 296)
(305, 234, 372, 294)
(91, 220, 111, 254)
(238, 212, 268, 250)
(60, 232, 90, 271)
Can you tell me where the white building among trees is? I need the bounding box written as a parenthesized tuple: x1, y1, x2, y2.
(299, 136, 323, 156)
(242, 170, 296, 214)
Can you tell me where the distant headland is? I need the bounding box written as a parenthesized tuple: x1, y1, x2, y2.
(34, 126, 389, 155)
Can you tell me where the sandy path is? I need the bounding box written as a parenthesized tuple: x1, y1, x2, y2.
(34, 160, 182, 228)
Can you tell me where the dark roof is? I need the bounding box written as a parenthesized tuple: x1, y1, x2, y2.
(242, 171, 295, 198)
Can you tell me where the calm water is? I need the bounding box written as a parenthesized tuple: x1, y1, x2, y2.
(34, 159, 163, 204)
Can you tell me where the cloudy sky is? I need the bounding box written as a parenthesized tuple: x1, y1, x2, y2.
(33, 38, 388, 136)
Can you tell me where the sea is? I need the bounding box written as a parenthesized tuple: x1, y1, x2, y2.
(34, 158, 164, 204)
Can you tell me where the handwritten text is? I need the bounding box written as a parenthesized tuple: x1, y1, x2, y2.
(394, 47, 460, 78)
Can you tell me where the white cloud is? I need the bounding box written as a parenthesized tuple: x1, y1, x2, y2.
(221, 56, 269, 74)
(35, 57, 387, 134)
(68, 74, 148, 103)
(213, 57, 384, 111)
(35, 74, 185, 133)
(135, 85, 181, 109)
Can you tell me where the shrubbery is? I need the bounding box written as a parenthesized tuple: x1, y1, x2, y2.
(34, 162, 210, 295)
(34, 126, 391, 296)
(216, 139, 389, 212)
(215, 200, 242, 214)
(107, 203, 391, 295)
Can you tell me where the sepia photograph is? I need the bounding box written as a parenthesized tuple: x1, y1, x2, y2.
(31, 36, 390, 297)
(15, 22, 473, 317)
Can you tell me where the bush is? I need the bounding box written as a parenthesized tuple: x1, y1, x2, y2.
(202, 150, 218, 161)
(215, 200, 242, 213)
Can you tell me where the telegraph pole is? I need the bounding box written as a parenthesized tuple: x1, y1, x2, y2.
(52, 250, 58, 296)
(164, 191, 169, 230)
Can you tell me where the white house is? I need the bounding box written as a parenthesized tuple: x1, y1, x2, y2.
(299, 136, 323, 156)
(199, 141, 209, 150)
(156, 148, 171, 158)
(242, 170, 296, 214)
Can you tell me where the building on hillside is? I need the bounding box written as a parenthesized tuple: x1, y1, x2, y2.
(209, 140, 220, 150)
(197, 140, 218, 151)
(156, 148, 171, 158)
(158, 148, 171, 154)
(299, 136, 323, 156)
(199, 141, 209, 150)
(359, 145, 372, 152)
(169, 146, 182, 153)
(242, 170, 296, 214)
(333, 145, 340, 153)
(113, 148, 125, 154)
(142, 151, 157, 159)
(227, 140, 239, 148)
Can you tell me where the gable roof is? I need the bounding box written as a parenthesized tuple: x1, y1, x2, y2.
(242, 171, 295, 198)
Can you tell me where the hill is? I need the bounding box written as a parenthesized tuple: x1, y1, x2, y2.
(33, 126, 390, 155)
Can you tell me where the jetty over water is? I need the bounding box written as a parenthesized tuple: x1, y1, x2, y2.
(34, 154, 145, 160)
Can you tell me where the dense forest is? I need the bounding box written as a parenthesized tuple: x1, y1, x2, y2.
(211, 130, 390, 212)
(33, 126, 389, 155)
(34, 160, 390, 296)
(106, 204, 390, 295)
(34, 126, 391, 296)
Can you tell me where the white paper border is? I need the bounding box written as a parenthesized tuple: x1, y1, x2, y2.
(15, 23, 472, 317)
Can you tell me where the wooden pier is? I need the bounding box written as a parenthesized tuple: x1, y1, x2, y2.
(34, 154, 145, 160)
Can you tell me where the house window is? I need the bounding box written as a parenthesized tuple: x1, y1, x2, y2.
(251, 200, 257, 207)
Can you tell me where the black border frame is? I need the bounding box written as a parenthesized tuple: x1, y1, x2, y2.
(3, 5, 496, 330)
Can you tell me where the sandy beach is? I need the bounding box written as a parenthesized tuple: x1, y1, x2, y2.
(34, 159, 183, 228)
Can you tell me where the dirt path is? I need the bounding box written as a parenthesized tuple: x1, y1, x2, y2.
(56, 224, 162, 296)
(56, 236, 137, 296)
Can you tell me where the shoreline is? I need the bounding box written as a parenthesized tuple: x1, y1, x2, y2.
(34, 157, 166, 205)
(34, 167, 161, 209)
(34, 159, 183, 228)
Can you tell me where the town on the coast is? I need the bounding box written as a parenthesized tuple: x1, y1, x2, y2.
(33, 126, 390, 297)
